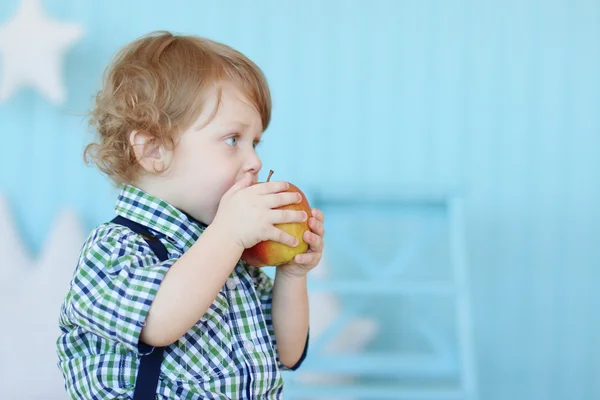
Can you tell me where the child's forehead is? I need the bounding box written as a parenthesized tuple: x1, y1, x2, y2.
(221, 88, 260, 118)
(198, 84, 263, 129)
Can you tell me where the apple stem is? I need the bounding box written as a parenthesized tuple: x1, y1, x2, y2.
(267, 169, 274, 182)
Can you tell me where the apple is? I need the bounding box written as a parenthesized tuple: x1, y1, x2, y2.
(242, 170, 312, 267)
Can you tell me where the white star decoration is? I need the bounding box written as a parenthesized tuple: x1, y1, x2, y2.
(0, 0, 82, 105)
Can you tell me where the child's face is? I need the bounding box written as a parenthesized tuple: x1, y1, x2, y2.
(164, 82, 264, 224)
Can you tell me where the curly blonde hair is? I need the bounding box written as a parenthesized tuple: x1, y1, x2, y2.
(85, 31, 272, 185)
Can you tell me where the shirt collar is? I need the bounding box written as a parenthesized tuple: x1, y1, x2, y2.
(114, 184, 206, 251)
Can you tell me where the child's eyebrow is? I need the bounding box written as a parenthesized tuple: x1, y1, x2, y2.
(227, 120, 250, 129)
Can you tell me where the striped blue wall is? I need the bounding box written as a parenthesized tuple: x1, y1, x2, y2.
(1, 1, 599, 398)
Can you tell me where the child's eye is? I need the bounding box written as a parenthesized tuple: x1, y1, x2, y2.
(253, 140, 261, 150)
(225, 136, 238, 146)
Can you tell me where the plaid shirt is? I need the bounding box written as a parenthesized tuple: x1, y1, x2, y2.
(57, 185, 303, 399)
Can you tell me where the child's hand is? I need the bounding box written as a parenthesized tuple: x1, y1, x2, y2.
(277, 208, 325, 278)
(213, 172, 308, 249)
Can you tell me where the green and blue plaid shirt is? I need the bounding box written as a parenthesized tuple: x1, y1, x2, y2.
(57, 185, 304, 399)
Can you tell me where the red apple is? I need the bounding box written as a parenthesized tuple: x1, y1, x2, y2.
(242, 170, 312, 267)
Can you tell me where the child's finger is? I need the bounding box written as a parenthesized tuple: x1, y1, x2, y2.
(309, 218, 325, 237)
(304, 231, 324, 252)
(269, 227, 299, 247)
(253, 181, 290, 195)
(311, 208, 325, 222)
(265, 192, 302, 208)
(295, 251, 321, 265)
(272, 209, 307, 224)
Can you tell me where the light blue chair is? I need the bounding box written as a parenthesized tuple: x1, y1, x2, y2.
(284, 188, 477, 400)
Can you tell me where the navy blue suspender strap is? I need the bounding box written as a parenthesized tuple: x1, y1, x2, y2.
(111, 215, 167, 400)
(110, 215, 311, 397)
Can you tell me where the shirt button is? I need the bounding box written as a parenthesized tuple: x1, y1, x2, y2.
(244, 340, 255, 352)
(226, 278, 237, 290)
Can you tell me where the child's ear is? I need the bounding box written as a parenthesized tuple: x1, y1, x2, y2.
(129, 130, 172, 174)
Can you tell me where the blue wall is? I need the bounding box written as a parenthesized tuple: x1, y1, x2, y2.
(1, 1, 599, 399)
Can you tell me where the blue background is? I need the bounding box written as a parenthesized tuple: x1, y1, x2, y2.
(1, 1, 598, 399)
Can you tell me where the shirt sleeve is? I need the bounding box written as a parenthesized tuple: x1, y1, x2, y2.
(65, 228, 172, 354)
(251, 266, 309, 371)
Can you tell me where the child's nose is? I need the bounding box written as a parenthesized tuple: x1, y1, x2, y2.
(246, 151, 262, 174)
